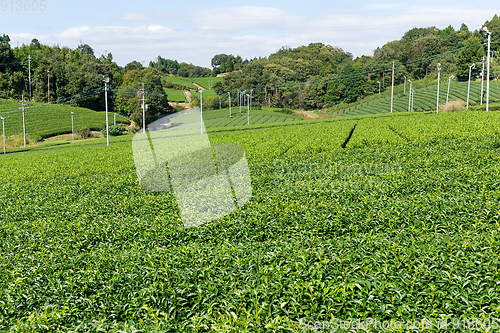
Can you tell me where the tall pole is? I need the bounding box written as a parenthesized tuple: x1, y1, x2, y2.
(412, 89, 414, 112)
(446, 75, 454, 109)
(467, 64, 475, 109)
(436, 63, 441, 113)
(22, 94, 26, 147)
(228, 92, 231, 117)
(408, 80, 412, 112)
(485, 28, 491, 111)
(47, 70, 50, 103)
(200, 90, 203, 134)
(0, 116, 4, 154)
(28, 55, 31, 100)
(71, 112, 74, 143)
(105, 81, 109, 146)
(142, 83, 145, 134)
(247, 94, 250, 125)
(481, 56, 485, 105)
(390, 61, 394, 113)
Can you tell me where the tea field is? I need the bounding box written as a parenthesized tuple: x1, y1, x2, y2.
(1, 111, 500, 331)
(0, 99, 129, 139)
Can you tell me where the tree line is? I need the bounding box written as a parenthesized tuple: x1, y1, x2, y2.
(213, 15, 500, 110)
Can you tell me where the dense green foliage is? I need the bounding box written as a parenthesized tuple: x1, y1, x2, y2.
(2, 110, 500, 331)
(215, 15, 500, 111)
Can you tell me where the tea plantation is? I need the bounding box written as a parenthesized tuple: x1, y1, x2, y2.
(1, 111, 500, 331)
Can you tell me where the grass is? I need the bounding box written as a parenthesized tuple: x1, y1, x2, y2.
(164, 89, 188, 103)
(2, 110, 500, 330)
(191, 77, 223, 89)
(163, 76, 198, 90)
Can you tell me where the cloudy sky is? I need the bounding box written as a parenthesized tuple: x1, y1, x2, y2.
(1, 1, 497, 68)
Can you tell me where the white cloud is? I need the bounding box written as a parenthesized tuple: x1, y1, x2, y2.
(6, 5, 497, 67)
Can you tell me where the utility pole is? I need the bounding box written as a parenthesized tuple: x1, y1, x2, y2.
(408, 80, 412, 112)
(22, 94, 26, 147)
(411, 89, 414, 112)
(377, 81, 381, 96)
(28, 55, 31, 100)
(105, 79, 109, 146)
(142, 83, 145, 134)
(467, 63, 476, 109)
(446, 75, 454, 110)
(483, 27, 491, 111)
(0, 116, 5, 154)
(247, 93, 250, 125)
(200, 89, 203, 134)
(390, 61, 395, 113)
(480, 56, 485, 105)
(47, 70, 50, 103)
(436, 63, 441, 113)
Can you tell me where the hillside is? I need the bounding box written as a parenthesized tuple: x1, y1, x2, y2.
(0, 99, 128, 140)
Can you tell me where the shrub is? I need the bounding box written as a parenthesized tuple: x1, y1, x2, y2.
(276, 108, 294, 114)
(75, 127, 92, 139)
(101, 125, 127, 137)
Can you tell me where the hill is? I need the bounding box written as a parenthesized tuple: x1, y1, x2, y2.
(0, 99, 128, 140)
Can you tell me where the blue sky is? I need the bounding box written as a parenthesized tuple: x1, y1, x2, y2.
(1, 1, 497, 68)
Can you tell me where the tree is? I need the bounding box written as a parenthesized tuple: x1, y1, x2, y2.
(456, 36, 485, 80)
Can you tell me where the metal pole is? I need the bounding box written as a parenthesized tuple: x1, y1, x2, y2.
(228, 92, 231, 117)
(446, 75, 454, 109)
(105, 81, 109, 146)
(22, 94, 26, 147)
(47, 70, 50, 103)
(247, 94, 250, 125)
(28, 55, 31, 100)
(1, 116, 5, 154)
(142, 83, 145, 134)
(200, 90, 203, 134)
(481, 56, 485, 105)
(467, 64, 475, 109)
(436, 63, 441, 113)
(486, 31, 491, 111)
(390, 61, 394, 113)
(408, 80, 412, 112)
(71, 112, 74, 143)
(237, 89, 240, 113)
(411, 89, 414, 112)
